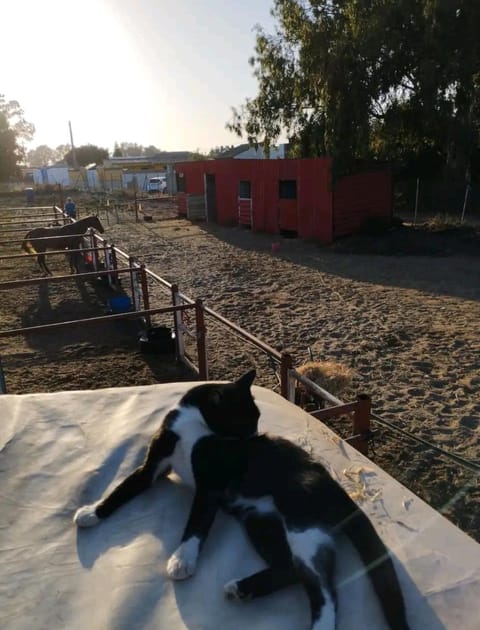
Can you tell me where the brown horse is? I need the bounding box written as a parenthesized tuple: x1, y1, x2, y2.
(21, 215, 105, 275)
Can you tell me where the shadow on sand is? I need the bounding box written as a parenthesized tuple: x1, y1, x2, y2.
(196, 221, 480, 302)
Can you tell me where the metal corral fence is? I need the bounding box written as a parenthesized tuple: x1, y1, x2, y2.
(395, 178, 480, 224)
(0, 204, 375, 455)
(3, 204, 479, 465)
(77, 193, 178, 226)
(1, 203, 479, 541)
(2, 201, 480, 534)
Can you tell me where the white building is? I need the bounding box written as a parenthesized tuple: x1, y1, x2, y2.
(218, 143, 288, 159)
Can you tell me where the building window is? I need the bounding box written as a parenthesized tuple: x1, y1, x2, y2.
(239, 180, 251, 199)
(176, 172, 186, 192)
(279, 180, 297, 199)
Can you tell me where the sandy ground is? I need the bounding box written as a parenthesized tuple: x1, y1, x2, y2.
(1, 196, 479, 541)
(0, 200, 194, 394)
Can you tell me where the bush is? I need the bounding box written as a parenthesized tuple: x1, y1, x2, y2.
(424, 213, 463, 231)
(359, 215, 403, 236)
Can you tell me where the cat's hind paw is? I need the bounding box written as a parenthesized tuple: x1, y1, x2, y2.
(74, 504, 100, 528)
(166, 537, 200, 580)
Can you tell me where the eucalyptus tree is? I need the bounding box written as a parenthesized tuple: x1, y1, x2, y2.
(229, 1, 480, 180)
(0, 94, 34, 179)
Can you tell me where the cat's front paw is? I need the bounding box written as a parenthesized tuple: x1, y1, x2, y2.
(224, 579, 251, 601)
(73, 504, 100, 528)
(166, 537, 200, 580)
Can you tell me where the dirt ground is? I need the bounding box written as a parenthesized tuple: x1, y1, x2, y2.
(0, 199, 195, 394)
(1, 195, 479, 541)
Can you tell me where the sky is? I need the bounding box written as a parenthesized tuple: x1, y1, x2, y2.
(1, 0, 276, 154)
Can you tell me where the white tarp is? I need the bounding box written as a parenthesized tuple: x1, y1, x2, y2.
(1, 383, 479, 629)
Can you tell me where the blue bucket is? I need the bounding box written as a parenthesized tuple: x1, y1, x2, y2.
(109, 296, 132, 313)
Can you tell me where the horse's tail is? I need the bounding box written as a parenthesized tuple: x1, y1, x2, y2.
(21, 234, 36, 254)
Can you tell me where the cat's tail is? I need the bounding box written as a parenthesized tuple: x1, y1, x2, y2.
(340, 509, 410, 630)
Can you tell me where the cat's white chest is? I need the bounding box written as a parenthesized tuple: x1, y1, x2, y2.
(168, 405, 212, 488)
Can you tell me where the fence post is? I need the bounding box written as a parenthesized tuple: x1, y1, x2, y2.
(105, 197, 111, 226)
(134, 192, 139, 223)
(128, 256, 136, 309)
(413, 178, 420, 225)
(0, 356, 7, 394)
(103, 240, 111, 285)
(171, 284, 185, 362)
(109, 244, 119, 289)
(351, 393, 371, 456)
(89, 228, 98, 271)
(129, 258, 142, 311)
(195, 299, 208, 380)
(280, 353, 293, 399)
(461, 184, 471, 223)
(59, 184, 64, 210)
(139, 264, 151, 329)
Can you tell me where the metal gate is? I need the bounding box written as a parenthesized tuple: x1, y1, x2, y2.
(238, 198, 253, 227)
(186, 195, 206, 221)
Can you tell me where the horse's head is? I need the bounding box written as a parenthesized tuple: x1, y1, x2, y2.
(91, 215, 105, 233)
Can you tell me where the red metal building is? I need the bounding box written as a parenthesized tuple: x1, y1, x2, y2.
(175, 158, 392, 244)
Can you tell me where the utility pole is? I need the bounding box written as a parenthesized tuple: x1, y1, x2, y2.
(68, 120, 78, 168)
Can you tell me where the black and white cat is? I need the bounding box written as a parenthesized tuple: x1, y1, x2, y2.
(74, 370, 409, 630)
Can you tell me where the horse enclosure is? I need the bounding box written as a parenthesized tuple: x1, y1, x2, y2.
(0, 203, 203, 393)
(0, 199, 375, 455)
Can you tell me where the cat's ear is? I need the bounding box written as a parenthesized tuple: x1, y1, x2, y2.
(236, 369, 256, 389)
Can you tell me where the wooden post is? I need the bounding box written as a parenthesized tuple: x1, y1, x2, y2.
(280, 353, 293, 399)
(195, 299, 208, 380)
(351, 393, 371, 456)
(171, 284, 185, 362)
(139, 264, 151, 329)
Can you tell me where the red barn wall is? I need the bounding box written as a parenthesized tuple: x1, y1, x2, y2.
(333, 170, 392, 238)
(214, 160, 251, 226)
(211, 158, 333, 242)
(175, 161, 207, 195)
(175, 159, 390, 244)
(177, 192, 187, 216)
(297, 158, 332, 243)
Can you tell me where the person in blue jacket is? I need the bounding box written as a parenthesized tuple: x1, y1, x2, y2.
(64, 197, 76, 219)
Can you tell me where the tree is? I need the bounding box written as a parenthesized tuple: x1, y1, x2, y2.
(119, 142, 143, 157)
(112, 142, 123, 157)
(26, 145, 56, 167)
(111, 142, 161, 157)
(143, 144, 161, 157)
(26, 144, 73, 167)
(0, 94, 34, 180)
(228, 1, 480, 180)
(54, 144, 71, 163)
(64, 144, 109, 167)
(208, 145, 236, 158)
(189, 148, 209, 161)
